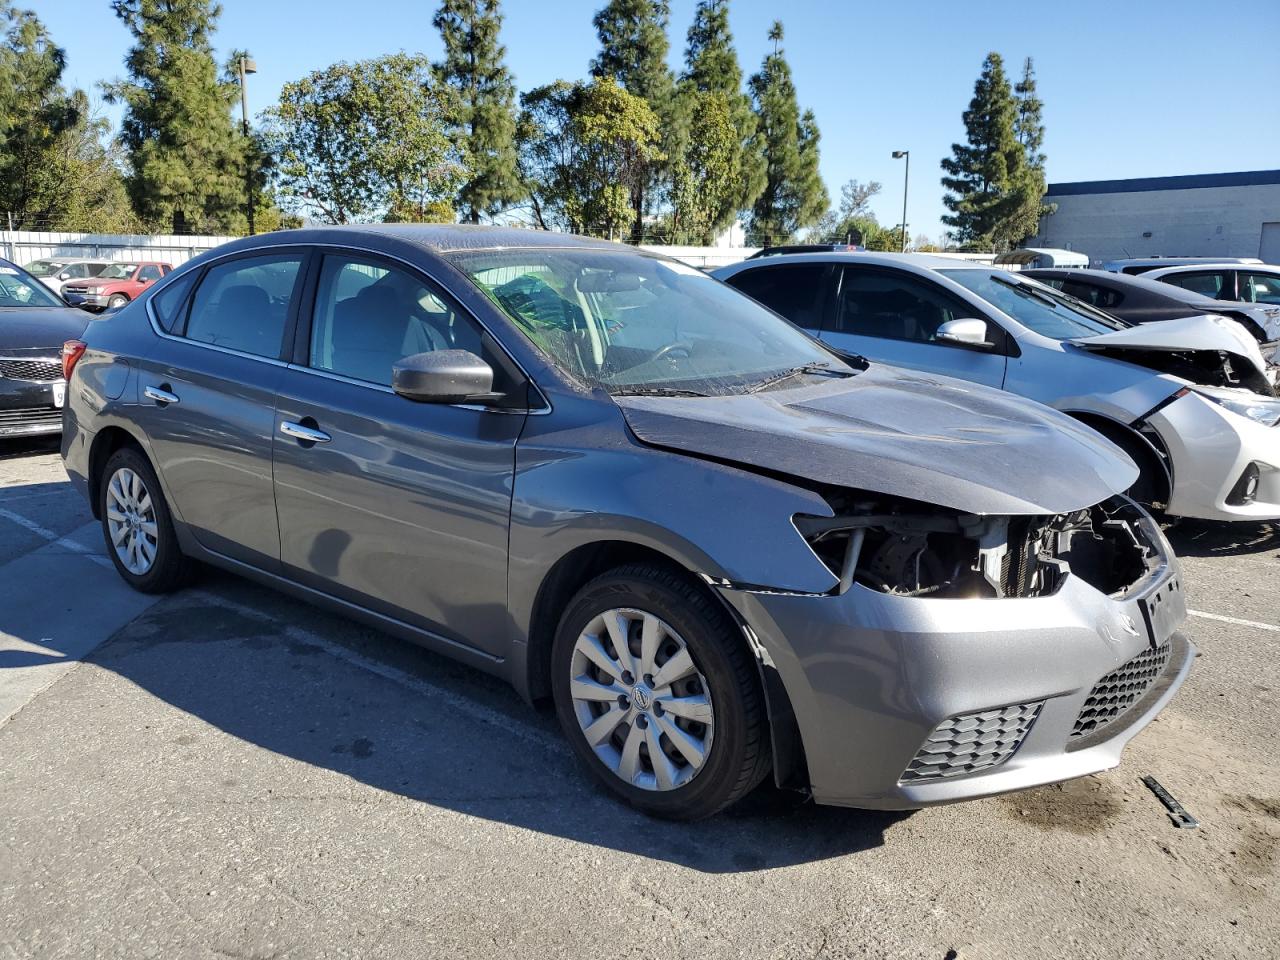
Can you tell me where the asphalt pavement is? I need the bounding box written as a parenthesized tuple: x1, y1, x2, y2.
(0, 438, 1277, 960)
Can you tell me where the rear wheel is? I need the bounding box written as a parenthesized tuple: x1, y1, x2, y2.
(551, 563, 771, 820)
(100, 447, 191, 593)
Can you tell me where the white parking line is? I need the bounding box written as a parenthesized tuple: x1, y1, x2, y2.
(190, 590, 563, 755)
(0, 507, 112, 569)
(1188, 609, 1279, 633)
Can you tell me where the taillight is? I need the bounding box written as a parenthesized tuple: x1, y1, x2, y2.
(61, 340, 86, 380)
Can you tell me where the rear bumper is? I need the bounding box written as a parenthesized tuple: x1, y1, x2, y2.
(718, 562, 1193, 810)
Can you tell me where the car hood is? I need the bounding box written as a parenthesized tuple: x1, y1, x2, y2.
(1070, 314, 1270, 379)
(0, 307, 90, 350)
(614, 365, 1137, 516)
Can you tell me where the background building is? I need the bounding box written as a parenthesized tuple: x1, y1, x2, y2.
(1028, 169, 1280, 265)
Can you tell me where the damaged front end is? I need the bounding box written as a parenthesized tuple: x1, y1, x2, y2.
(1075, 344, 1276, 396)
(795, 493, 1162, 600)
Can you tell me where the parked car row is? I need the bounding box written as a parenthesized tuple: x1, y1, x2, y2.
(21, 257, 173, 310)
(54, 226, 1202, 822)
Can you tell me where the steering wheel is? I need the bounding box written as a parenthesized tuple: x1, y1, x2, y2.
(648, 340, 693, 364)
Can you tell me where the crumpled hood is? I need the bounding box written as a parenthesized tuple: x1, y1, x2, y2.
(1071, 314, 1270, 380)
(616, 365, 1138, 516)
(0, 307, 90, 351)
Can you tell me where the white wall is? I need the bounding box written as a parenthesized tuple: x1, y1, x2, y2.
(1029, 183, 1280, 265)
(0, 230, 235, 269)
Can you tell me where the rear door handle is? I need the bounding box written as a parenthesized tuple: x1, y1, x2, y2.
(143, 385, 179, 405)
(280, 420, 332, 444)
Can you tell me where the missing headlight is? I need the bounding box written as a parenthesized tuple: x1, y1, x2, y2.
(795, 494, 1160, 599)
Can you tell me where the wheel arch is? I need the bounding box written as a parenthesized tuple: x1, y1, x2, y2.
(1063, 410, 1172, 507)
(86, 425, 147, 519)
(521, 538, 809, 793)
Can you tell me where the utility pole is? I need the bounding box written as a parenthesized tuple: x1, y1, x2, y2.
(238, 56, 258, 236)
(892, 150, 910, 253)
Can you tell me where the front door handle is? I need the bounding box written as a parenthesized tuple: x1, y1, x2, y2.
(143, 384, 179, 405)
(280, 420, 332, 444)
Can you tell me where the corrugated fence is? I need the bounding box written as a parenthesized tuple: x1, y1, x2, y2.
(0, 231, 236, 269)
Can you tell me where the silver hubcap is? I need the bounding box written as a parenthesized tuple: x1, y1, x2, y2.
(569, 607, 715, 792)
(106, 467, 158, 575)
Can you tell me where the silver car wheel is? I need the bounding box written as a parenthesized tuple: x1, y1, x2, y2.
(569, 607, 715, 792)
(105, 467, 158, 575)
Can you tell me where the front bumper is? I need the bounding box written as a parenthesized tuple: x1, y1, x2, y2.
(1149, 391, 1280, 521)
(62, 289, 108, 310)
(0, 376, 65, 437)
(717, 562, 1193, 810)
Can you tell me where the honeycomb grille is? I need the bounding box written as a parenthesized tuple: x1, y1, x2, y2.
(900, 702, 1042, 783)
(0, 358, 62, 382)
(1072, 642, 1171, 739)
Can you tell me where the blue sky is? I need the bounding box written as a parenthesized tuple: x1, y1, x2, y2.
(31, 0, 1280, 240)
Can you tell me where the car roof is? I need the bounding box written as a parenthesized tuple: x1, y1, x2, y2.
(1144, 262, 1277, 276)
(718, 251, 990, 274)
(265, 223, 624, 254)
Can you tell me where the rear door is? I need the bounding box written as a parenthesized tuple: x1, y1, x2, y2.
(271, 250, 527, 658)
(822, 266, 1008, 387)
(134, 249, 307, 570)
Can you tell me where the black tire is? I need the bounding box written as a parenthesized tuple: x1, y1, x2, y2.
(551, 562, 771, 820)
(107, 294, 129, 310)
(99, 446, 192, 593)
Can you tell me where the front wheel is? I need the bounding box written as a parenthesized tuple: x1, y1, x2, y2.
(551, 563, 771, 820)
(100, 447, 191, 593)
(107, 294, 129, 309)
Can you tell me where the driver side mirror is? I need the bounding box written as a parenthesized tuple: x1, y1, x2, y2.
(935, 318, 994, 350)
(392, 350, 497, 404)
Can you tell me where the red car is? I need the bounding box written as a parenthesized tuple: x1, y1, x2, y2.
(62, 261, 171, 311)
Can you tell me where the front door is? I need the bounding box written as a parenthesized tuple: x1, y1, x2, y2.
(272, 252, 527, 658)
(134, 251, 307, 570)
(821, 266, 1008, 388)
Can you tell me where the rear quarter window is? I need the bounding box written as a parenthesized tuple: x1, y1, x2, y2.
(150, 271, 199, 332)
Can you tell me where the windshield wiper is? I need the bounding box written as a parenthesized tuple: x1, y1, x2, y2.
(992, 275, 1062, 308)
(744, 361, 848, 394)
(609, 385, 712, 398)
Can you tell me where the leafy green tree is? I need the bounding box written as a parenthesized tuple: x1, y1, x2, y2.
(678, 0, 763, 236)
(668, 90, 738, 244)
(746, 22, 828, 246)
(809, 179, 882, 242)
(517, 78, 662, 238)
(590, 0, 674, 239)
(940, 52, 1040, 251)
(0, 3, 135, 231)
(104, 0, 246, 234)
(433, 0, 522, 223)
(263, 53, 467, 224)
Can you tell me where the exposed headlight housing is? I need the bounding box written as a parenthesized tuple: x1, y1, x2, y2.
(1193, 388, 1280, 427)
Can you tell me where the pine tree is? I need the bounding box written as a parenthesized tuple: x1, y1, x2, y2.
(940, 52, 1028, 251)
(104, 0, 246, 234)
(433, 0, 522, 223)
(679, 0, 763, 237)
(590, 0, 674, 240)
(746, 21, 828, 245)
(1011, 55, 1053, 240)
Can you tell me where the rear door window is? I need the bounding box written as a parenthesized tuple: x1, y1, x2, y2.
(725, 264, 831, 332)
(182, 254, 304, 358)
(1160, 271, 1226, 298)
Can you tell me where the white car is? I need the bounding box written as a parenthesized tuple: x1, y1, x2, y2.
(23, 259, 110, 294)
(1103, 256, 1261, 275)
(716, 253, 1280, 523)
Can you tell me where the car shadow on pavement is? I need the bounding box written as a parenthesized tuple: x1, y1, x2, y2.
(0, 437, 61, 462)
(83, 571, 908, 874)
(1164, 518, 1278, 558)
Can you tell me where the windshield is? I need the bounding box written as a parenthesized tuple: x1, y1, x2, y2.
(450, 249, 846, 395)
(97, 263, 138, 280)
(0, 265, 65, 307)
(24, 261, 64, 277)
(940, 270, 1127, 339)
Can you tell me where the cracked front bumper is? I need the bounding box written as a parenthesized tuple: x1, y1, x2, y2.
(717, 561, 1195, 810)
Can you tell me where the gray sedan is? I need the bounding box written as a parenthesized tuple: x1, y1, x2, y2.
(60, 226, 1193, 819)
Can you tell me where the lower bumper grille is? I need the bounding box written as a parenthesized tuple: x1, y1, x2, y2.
(1072, 642, 1172, 739)
(901, 702, 1042, 783)
(0, 406, 62, 432)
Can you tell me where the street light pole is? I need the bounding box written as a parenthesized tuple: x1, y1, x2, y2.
(892, 150, 909, 253)
(238, 56, 258, 236)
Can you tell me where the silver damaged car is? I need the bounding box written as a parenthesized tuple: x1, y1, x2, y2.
(60, 226, 1194, 819)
